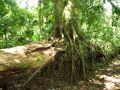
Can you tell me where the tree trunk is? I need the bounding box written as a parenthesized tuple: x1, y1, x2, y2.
(0, 43, 61, 77)
(52, 0, 86, 82)
(53, 0, 63, 39)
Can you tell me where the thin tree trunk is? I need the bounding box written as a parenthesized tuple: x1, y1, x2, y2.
(53, 0, 63, 39)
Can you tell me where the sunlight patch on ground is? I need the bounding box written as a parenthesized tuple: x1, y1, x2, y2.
(99, 75, 120, 90)
(95, 57, 120, 90)
(111, 59, 120, 66)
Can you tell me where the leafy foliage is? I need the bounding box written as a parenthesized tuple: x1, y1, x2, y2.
(0, 0, 119, 54)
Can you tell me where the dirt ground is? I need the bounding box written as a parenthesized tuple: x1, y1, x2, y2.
(1, 58, 120, 90)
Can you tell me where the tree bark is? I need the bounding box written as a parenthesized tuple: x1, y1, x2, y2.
(0, 43, 61, 77)
(53, 0, 63, 39)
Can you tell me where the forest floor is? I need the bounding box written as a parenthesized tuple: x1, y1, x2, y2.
(87, 58, 120, 90)
(12, 57, 119, 90)
(0, 42, 120, 90)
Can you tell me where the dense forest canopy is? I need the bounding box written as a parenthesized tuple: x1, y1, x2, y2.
(0, 0, 119, 52)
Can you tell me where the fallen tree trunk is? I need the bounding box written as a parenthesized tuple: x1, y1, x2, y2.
(0, 42, 62, 78)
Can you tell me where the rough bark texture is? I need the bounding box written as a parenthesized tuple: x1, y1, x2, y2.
(53, 0, 63, 39)
(0, 43, 61, 77)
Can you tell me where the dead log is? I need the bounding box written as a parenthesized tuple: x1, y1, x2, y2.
(0, 40, 65, 89)
(0, 42, 63, 78)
